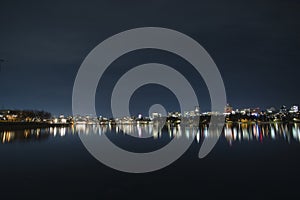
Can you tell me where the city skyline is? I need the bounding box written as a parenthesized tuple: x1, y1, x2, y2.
(1, 103, 299, 121)
(0, 102, 300, 116)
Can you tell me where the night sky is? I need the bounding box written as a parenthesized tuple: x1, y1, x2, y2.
(0, 0, 299, 116)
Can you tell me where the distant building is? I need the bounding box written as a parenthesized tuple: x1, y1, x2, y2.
(250, 107, 260, 114)
(239, 108, 250, 115)
(183, 106, 201, 117)
(266, 107, 277, 114)
(290, 105, 299, 113)
(189, 111, 196, 117)
(151, 112, 162, 119)
(224, 104, 233, 114)
(194, 106, 201, 116)
(168, 112, 181, 118)
(280, 105, 288, 113)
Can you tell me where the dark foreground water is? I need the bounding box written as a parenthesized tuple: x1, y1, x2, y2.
(1, 123, 300, 199)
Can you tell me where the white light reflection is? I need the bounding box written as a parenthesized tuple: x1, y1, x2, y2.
(1, 122, 300, 145)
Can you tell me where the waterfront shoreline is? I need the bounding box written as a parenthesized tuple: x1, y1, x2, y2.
(1, 120, 300, 131)
(0, 122, 70, 131)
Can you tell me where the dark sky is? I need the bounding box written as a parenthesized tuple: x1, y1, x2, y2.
(0, 0, 299, 116)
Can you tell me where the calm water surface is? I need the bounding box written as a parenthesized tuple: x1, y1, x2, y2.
(1, 123, 300, 199)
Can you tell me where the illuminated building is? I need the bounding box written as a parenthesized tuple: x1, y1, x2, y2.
(224, 103, 233, 114)
(194, 106, 200, 116)
(290, 105, 299, 113)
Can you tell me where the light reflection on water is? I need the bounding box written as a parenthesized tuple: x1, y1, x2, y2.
(1, 123, 300, 144)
